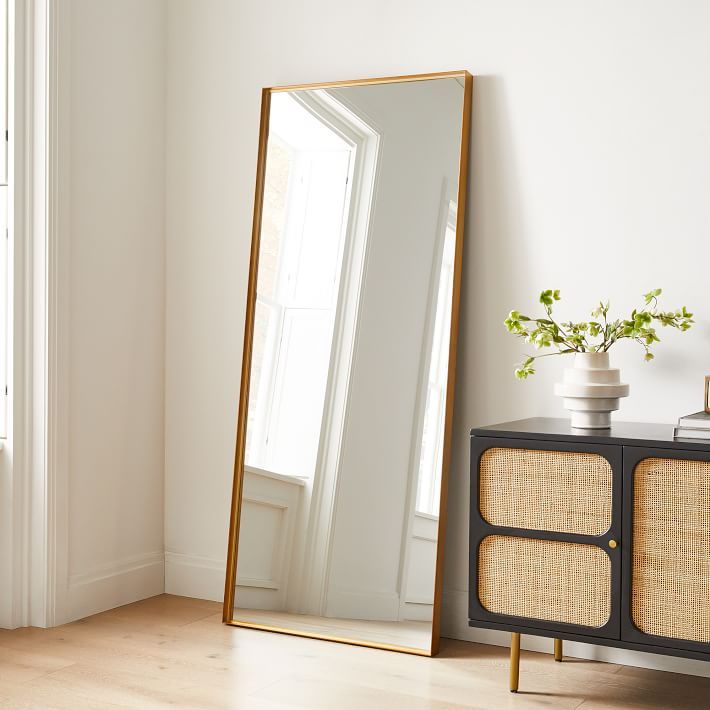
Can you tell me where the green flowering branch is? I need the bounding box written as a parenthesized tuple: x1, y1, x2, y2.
(504, 289, 694, 379)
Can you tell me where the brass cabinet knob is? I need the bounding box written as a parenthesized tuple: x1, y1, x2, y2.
(608, 539, 618, 549)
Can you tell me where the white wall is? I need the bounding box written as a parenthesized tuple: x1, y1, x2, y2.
(164, 0, 710, 676)
(163, 0, 246, 598)
(60, 0, 166, 622)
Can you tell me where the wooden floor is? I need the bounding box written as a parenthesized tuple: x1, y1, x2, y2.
(0, 595, 709, 709)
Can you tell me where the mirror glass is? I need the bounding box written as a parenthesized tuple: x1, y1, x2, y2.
(227, 73, 471, 655)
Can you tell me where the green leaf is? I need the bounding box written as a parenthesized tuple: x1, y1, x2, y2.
(643, 288, 662, 304)
(539, 290, 554, 306)
(514, 356, 536, 379)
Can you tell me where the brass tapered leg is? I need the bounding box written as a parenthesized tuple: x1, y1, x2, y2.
(510, 632, 520, 693)
(554, 638, 563, 662)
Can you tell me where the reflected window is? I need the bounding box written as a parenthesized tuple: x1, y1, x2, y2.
(245, 93, 356, 479)
(416, 202, 457, 516)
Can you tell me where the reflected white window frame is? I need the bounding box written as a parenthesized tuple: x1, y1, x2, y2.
(247, 124, 355, 478)
(242, 89, 383, 617)
(292, 90, 382, 615)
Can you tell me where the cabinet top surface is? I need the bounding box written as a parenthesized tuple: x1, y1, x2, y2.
(471, 417, 710, 451)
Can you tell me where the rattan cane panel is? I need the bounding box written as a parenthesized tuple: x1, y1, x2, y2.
(478, 535, 611, 627)
(632, 458, 710, 643)
(479, 448, 612, 535)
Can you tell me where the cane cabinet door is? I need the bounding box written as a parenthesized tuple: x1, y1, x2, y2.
(622, 447, 710, 654)
(470, 437, 622, 639)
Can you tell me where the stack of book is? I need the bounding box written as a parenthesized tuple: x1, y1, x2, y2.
(674, 411, 710, 440)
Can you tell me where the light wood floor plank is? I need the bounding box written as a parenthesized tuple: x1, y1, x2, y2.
(0, 595, 708, 709)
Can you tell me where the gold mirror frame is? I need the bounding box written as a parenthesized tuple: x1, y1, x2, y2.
(223, 70, 473, 656)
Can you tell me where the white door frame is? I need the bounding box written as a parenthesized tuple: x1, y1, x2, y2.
(4, 0, 68, 629)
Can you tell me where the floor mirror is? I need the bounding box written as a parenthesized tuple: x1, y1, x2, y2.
(224, 71, 472, 656)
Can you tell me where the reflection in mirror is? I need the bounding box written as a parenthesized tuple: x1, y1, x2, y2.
(226, 73, 472, 655)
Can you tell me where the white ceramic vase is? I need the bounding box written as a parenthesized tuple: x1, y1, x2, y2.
(554, 352, 629, 429)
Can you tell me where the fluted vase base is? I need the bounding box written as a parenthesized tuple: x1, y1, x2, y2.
(554, 353, 629, 430)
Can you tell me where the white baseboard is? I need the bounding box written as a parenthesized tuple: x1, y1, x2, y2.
(441, 587, 710, 679)
(164, 551, 225, 603)
(64, 551, 165, 623)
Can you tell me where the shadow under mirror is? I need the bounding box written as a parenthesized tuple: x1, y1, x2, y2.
(225, 72, 472, 655)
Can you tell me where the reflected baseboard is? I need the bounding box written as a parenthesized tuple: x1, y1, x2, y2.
(324, 587, 400, 621)
(402, 600, 434, 622)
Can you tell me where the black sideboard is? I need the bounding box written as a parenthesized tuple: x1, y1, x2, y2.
(469, 418, 710, 691)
